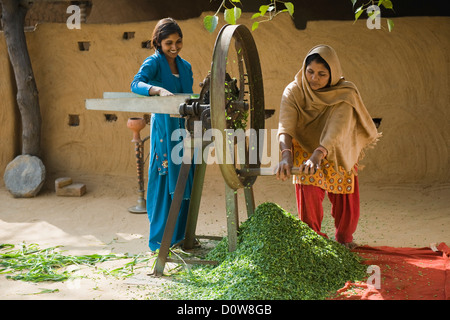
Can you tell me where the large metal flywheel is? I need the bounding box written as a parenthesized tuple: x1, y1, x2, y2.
(210, 24, 265, 190)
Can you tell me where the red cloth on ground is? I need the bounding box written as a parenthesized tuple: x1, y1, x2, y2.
(332, 243, 450, 300)
(295, 176, 360, 243)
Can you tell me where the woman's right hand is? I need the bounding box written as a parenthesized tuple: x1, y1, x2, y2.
(149, 86, 174, 96)
(276, 134, 293, 181)
(275, 152, 293, 181)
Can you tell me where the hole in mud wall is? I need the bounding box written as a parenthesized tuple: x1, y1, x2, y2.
(78, 41, 90, 51)
(104, 114, 118, 122)
(143, 114, 150, 125)
(123, 32, 135, 40)
(141, 40, 151, 49)
(68, 114, 80, 127)
(372, 118, 382, 129)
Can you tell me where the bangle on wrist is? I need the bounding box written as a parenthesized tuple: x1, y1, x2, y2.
(281, 149, 292, 154)
(315, 146, 328, 157)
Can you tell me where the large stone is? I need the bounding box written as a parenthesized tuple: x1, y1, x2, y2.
(3, 155, 46, 198)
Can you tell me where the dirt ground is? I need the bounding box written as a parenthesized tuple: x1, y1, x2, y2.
(0, 165, 449, 300)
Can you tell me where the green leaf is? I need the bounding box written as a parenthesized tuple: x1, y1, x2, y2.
(284, 2, 294, 16)
(33, 288, 59, 295)
(234, 6, 242, 21)
(351, 0, 358, 8)
(224, 8, 236, 25)
(387, 19, 394, 32)
(368, 9, 381, 20)
(203, 15, 218, 33)
(354, 6, 364, 22)
(259, 4, 270, 16)
(382, 0, 393, 9)
(252, 21, 259, 31)
(251, 12, 261, 19)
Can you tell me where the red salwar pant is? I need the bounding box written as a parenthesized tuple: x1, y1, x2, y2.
(295, 175, 360, 244)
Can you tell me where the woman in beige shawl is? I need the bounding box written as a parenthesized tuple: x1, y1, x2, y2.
(276, 45, 380, 249)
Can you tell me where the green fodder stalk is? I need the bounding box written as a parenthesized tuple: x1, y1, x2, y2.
(0, 243, 133, 283)
(163, 202, 367, 300)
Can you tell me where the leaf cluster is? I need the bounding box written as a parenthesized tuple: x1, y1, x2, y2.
(351, 0, 395, 32)
(203, 0, 294, 33)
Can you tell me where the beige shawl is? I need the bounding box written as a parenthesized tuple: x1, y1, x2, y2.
(278, 45, 381, 174)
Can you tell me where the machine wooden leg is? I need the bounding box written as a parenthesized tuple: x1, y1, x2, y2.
(225, 183, 239, 252)
(183, 148, 207, 250)
(244, 186, 255, 218)
(154, 161, 192, 276)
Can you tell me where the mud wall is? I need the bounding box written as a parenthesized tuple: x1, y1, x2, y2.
(0, 14, 449, 185)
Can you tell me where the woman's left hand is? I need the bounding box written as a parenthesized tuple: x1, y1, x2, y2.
(299, 149, 324, 175)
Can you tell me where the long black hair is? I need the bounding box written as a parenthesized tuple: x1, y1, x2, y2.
(151, 17, 183, 52)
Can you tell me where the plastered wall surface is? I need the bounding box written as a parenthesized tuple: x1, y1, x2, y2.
(1, 14, 449, 185)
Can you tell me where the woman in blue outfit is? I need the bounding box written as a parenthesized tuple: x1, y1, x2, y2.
(130, 18, 195, 251)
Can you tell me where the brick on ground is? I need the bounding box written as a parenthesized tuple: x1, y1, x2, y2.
(55, 177, 86, 197)
(55, 177, 72, 189)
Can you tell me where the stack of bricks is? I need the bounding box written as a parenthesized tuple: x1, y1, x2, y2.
(55, 177, 86, 197)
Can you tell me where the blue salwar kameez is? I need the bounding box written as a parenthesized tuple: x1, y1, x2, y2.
(131, 51, 195, 251)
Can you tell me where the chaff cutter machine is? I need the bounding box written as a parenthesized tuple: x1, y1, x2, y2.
(86, 24, 278, 276)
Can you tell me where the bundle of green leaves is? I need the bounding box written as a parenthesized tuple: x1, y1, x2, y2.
(163, 202, 367, 300)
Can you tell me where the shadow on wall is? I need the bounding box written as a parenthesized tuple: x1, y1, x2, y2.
(1, 0, 447, 31)
(85, 0, 450, 29)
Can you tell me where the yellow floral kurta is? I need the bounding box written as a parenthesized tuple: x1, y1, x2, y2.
(292, 140, 355, 194)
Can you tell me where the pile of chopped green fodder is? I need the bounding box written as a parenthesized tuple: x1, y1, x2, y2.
(162, 202, 367, 300)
